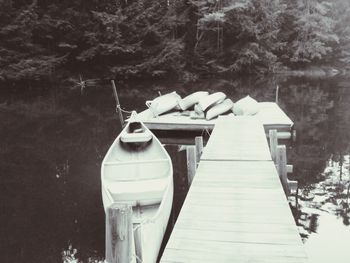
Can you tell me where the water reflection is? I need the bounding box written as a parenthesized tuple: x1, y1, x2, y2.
(292, 155, 350, 235)
(0, 75, 349, 262)
(287, 154, 350, 263)
(62, 244, 103, 263)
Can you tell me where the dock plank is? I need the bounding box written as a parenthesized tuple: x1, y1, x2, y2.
(166, 239, 307, 258)
(192, 161, 284, 189)
(162, 247, 307, 263)
(160, 116, 307, 262)
(170, 228, 302, 246)
(174, 219, 298, 234)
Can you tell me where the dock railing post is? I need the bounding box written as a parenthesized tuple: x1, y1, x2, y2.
(276, 145, 290, 196)
(186, 146, 196, 186)
(269, 129, 278, 163)
(105, 203, 133, 263)
(195, 136, 204, 165)
(276, 145, 298, 196)
(271, 130, 297, 196)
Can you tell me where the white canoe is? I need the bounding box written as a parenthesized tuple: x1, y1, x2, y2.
(101, 120, 173, 263)
(196, 92, 226, 112)
(178, 91, 209, 110)
(206, 98, 234, 120)
(146, 91, 181, 117)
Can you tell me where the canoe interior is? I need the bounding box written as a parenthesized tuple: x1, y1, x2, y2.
(103, 132, 170, 182)
(102, 121, 172, 206)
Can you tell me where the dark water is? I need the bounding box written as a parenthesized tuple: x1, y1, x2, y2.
(1, 75, 349, 263)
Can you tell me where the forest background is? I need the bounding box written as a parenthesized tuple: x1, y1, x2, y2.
(1, 0, 350, 85)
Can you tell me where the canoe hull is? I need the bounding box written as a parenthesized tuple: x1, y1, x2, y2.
(197, 92, 226, 112)
(146, 92, 181, 117)
(206, 98, 234, 120)
(136, 176, 173, 263)
(178, 91, 209, 110)
(233, 95, 259, 116)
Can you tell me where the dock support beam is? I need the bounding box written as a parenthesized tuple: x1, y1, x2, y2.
(270, 130, 297, 196)
(276, 146, 298, 196)
(276, 145, 290, 195)
(105, 203, 133, 263)
(186, 146, 196, 186)
(195, 136, 204, 165)
(269, 130, 278, 162)
(267, 131, 292, 140)
(186, 136, 204, 186)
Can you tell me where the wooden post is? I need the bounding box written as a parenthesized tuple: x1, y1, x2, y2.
(292, 129, 297, 142)
(275, 85, 279, 104)
(295, 187, 299, 207)
(269, 129, 278, 163)
(195, 136, 204, 165)
(111, 80, 124, 126)
(288, 180, 298, 195)
(186, 146, 196, 186)
(276, 145, 290, 196)
(105, 203, 133, 263)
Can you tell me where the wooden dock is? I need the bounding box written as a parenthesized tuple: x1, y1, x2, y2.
(161, 117, 307, 263)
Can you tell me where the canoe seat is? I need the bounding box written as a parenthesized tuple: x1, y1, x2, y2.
(107, 177, 168, 206)
(120, 131, 152, 143)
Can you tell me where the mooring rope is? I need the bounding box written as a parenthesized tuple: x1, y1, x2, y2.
(131, 217, 156, 263)
(132, 218, 155, 232)
(117, 105, 133, 115)
(201, 128, 211, 137)
(131, 253, 143, 263)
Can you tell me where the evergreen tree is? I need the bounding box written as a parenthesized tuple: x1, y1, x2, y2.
(0, 1, 66, 82)
(288, 0, 339, 64)
(223, 0, 286, 74)
(190, 0, 286, 74)
(332, 0, 350, 68)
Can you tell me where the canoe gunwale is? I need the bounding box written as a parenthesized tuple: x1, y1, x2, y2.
(103, 158, 169, 166)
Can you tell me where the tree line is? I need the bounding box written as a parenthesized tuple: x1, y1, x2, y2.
(1, 0, 349, 84)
